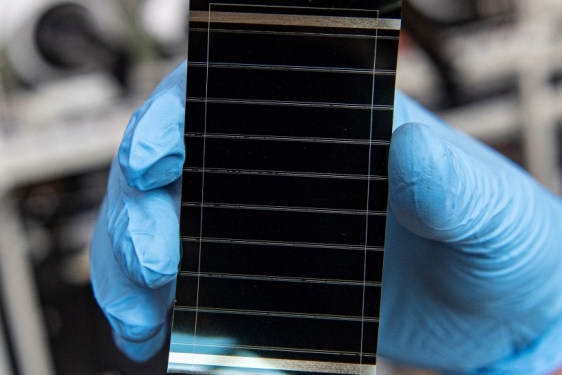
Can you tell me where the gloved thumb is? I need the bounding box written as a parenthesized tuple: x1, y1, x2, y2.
(380, 94, 562, 373)
(388, 122, 562, 314)
(389, 122, 541, 250)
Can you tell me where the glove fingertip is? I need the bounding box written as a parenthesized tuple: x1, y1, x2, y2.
(112, 326, 166, 362)
(118, 83, 186, 192)
(129, 229, 180, 288)
(389, 123, 457, 239)
(139, 265, 177, 290)
(112, 230, 179, 289)
(127, 154, 184, 192)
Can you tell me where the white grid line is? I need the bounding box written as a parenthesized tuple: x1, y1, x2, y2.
(190, 3, 213, 368)
(359, 10, 380, 373)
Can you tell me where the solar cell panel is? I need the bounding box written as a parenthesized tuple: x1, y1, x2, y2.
(168, 2, 401, 373)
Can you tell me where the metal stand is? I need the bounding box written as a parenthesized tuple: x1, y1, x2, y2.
(0, 197, 55, 375)
(0, 305, 13, 375)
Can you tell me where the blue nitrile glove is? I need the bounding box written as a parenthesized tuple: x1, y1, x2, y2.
(91, 61, 562, 372)
(90, 61, 186, 361)
(380, 92, 562, 374)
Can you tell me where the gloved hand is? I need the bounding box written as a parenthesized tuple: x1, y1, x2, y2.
(90, 61, 186, 361)
(380, 92, 562, 375)
(90, 61, 562, 373)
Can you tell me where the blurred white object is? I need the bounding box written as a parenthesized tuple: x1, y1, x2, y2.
(140, 0, 189, 52)
(10, 73, 119, 128)
(0, 0, 51, 45)
(0, 198, 56, 375)
(2, 0, 128, 85)
(0, 307, 13, 375)
(408, 0, 476, 22)
(407, 0, 512, 23)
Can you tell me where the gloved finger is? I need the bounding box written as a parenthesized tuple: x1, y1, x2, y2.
(106, 157, 181, 289)
(389, 121, 528, 245)
(391, 91, 559, 252)
(379, 92, 562, 373)
(389, 121, 549, 257)
(119, 61, 187, 191)
(388, 121, 562, 313)
(91, 198, 176, 361)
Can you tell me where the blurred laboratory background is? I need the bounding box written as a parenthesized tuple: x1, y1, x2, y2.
(0, 0, 561, 374)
